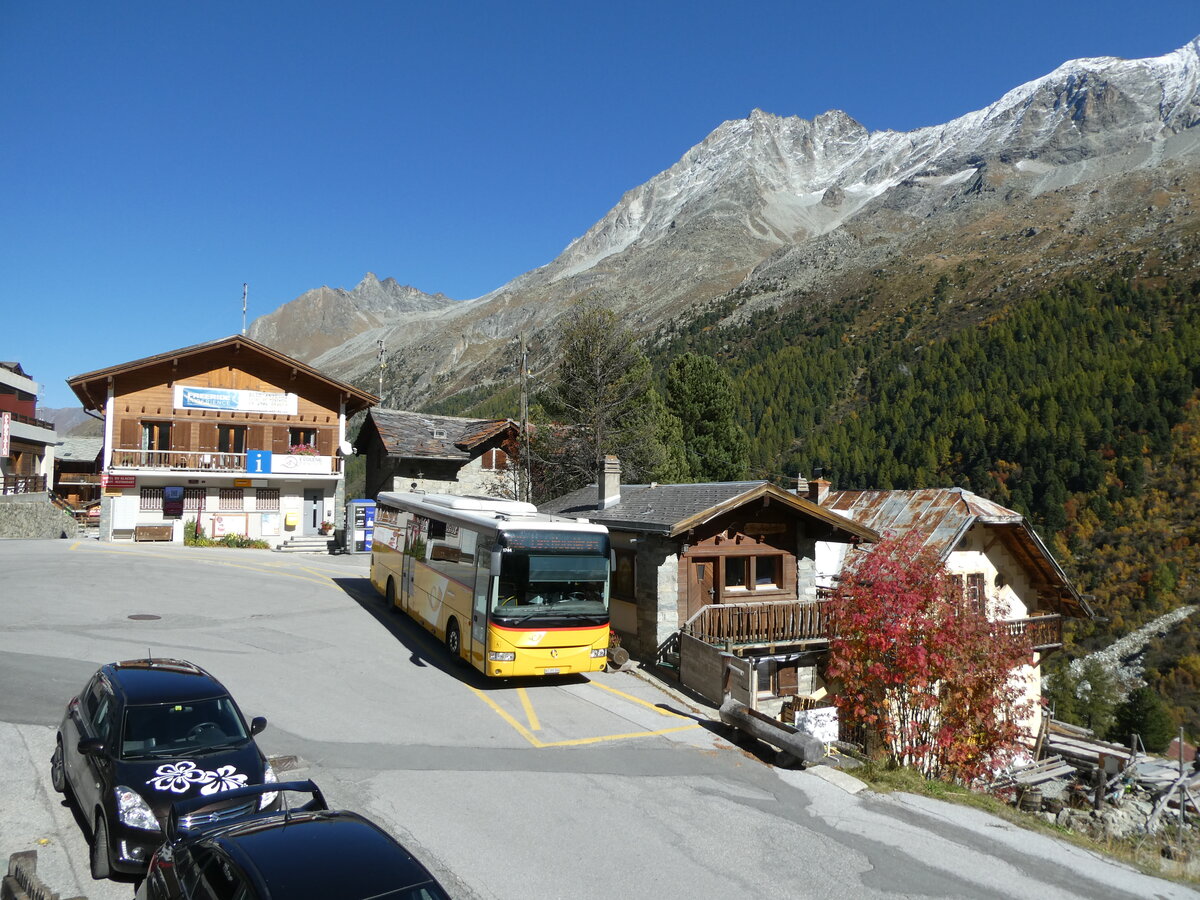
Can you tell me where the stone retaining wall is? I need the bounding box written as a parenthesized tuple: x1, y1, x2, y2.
(0, 494, 79, 541)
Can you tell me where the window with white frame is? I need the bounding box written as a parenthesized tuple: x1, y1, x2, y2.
(255, 488, 280, 511)
(219, 488, 244, 511)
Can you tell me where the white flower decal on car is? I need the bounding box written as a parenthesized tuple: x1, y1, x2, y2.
(199, 765, 248, 795)
(147, 760, 247, 795)
(147, 761, 210, 793)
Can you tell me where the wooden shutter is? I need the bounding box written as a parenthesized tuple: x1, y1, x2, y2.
(119, 418, 139, 449)
(272, 426, 290, 453)
(316, 428, 333, 456)
(248, 424, 266, 452)
(170, 421, 191, 452)
(198, 423, 218, 452)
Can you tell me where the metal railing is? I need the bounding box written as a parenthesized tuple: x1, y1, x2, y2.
(108, 448, 341, 474)
(1, 474, 47, 495)
(4, 411, 56, 430)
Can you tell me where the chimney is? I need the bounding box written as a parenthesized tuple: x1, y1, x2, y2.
(598, 455, 622, 509)
(808, 475, 831, 505)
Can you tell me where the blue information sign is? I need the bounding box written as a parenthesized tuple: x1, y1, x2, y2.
(246, 450, 272, 474)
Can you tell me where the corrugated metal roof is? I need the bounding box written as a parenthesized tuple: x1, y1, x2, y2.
(825, 487, 1090, 618)
(367, 408, 515, 460)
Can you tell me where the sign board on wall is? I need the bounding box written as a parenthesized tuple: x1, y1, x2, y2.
(271, 454, 329, 475)
(246, 451, 272, 474)
(174, 385, 298, 415)
(103, 474, 137, 494)
(163, 485, 185, 518)
(0, 411, 9, 458)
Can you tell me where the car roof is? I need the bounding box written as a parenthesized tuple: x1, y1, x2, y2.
(216, 811, 446, 899)
(102, 658, 229, 706)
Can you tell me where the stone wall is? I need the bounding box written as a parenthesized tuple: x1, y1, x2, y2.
(0, 494, 79, 540)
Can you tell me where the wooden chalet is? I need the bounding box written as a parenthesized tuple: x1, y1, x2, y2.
(67, 335, 376, 546)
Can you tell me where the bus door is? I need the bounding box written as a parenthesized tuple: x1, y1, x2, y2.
(470, 550, 496, 665)
(400, 513, 422, 610)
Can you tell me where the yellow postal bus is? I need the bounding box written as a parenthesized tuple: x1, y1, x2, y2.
(370, 492, 611, 677)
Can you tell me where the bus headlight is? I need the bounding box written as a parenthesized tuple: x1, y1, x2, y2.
(590, 648, 608, 658)
(488, 651, 516, 662)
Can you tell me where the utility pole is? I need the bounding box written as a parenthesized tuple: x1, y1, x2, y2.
(377, 340, 386, 401)
(519, 336, 531, 503)
(241, 283, 248, 335)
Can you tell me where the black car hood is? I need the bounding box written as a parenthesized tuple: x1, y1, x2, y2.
(117, 744, 266, 815)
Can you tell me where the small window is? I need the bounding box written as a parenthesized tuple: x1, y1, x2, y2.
(613, 549, 636, 599)
(481, 448, 509, 470)
(288, 427, 316, 453)
(219, 488, 244, 511)
(724, 558, 748, 589)
(184, 488, 206, 512)
(966, 572, 986, 615)
(142, 422, 171, 451)
(255, 488, 279, 511)
(755, 555, 782, 588)
(140, 487, 164, 510)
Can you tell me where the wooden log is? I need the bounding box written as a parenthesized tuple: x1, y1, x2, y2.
(718, 698, 825, 767)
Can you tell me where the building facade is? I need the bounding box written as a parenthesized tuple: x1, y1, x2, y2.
(67, 336, 376, 546)
(0, 361, 57, 494)
(356, 409, 520, 500)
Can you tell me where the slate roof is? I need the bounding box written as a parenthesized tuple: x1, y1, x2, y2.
(365, 408, 515, 461)
(55, 436, 103, 463)
(540, 480, 877, 541)
(824, 487, 1091, 618)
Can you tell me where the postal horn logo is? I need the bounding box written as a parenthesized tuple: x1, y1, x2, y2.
(550, 648, 558, 658)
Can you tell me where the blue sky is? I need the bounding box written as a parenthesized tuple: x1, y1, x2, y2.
(3, 1, 1196, 408)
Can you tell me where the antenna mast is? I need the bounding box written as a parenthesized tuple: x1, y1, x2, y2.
(241, 283, 248, 335)
(377, 340, 386, 401)
(519, 336, 531, 503)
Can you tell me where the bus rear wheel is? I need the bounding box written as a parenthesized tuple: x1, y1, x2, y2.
(446, 619, 462, 661)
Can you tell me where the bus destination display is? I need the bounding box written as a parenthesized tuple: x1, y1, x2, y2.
(501, 530, 608, 553)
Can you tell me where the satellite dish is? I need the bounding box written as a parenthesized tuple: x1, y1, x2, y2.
(338, 440, 354, 456)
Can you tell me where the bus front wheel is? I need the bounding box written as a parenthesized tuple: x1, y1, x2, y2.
(446, 619, 462, 661)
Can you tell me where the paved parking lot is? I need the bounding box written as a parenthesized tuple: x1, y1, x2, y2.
(3, 538, 1197, 900)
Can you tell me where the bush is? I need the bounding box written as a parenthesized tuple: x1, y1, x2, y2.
(184, 518, 268, 550)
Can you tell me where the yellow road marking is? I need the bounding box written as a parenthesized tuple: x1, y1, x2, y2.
(587, 680, 686, 717)
(517, 688, 541, 732)
(471, 686, 699, 748)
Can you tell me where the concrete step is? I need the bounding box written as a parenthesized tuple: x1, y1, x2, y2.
(273, 536, 335, 553)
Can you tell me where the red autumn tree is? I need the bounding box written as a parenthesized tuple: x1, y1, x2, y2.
(825, 532, 1033, 783)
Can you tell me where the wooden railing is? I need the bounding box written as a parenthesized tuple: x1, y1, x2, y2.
(683, 599, 830, 648)
(683, 600, 1063, 652)
(1, 475, 47, 495)
(997, 614, 1063, 650)
(108, 448, 341, 474)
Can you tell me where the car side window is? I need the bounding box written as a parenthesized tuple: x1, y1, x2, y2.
(91, 693, 114, 744)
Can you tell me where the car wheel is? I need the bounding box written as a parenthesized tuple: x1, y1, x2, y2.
(50, 738, 66, 793)
(90, 812, 112, 880)
(446, 619, 461, 661)
(385, 577, 396, 609)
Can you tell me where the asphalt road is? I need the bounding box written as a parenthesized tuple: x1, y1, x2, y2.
(0, 539, 1195, 900)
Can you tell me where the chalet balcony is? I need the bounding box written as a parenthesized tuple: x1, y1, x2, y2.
(108, 448, 342, 475)
(2, 474, 47, 495)
(681, 599, 1064, 653)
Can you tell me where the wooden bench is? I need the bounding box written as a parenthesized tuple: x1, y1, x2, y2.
(135, 524, 175, 542)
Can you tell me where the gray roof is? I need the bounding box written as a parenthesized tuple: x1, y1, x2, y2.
(541, 480, 878, 541)
(364, 408, 515, 461)
(55, 436, 103, 462)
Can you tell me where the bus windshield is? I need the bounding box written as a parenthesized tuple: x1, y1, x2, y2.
(495, 553, 609, 621)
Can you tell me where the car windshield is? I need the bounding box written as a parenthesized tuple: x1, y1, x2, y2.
(121, 696, 250, 759)
(494, 554, 609, 621)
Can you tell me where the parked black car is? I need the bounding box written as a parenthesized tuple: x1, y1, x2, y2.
(51, 658, 278, 878)
(136, 781, 452, 900)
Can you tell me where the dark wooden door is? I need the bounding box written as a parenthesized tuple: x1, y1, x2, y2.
(687, 557, 717, 621)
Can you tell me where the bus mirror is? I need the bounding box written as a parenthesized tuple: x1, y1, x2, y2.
(611, 550, 617, 572)
(491, 550, 502, 572)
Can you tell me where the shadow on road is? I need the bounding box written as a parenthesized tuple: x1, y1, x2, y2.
(330, 576, 590, 694)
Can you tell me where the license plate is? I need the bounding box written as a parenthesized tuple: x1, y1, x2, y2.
(543, 667, 560, 675)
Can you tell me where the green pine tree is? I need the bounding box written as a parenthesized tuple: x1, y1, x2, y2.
(665, 352, 750, 482)
(1113, 685, 1177, 752)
